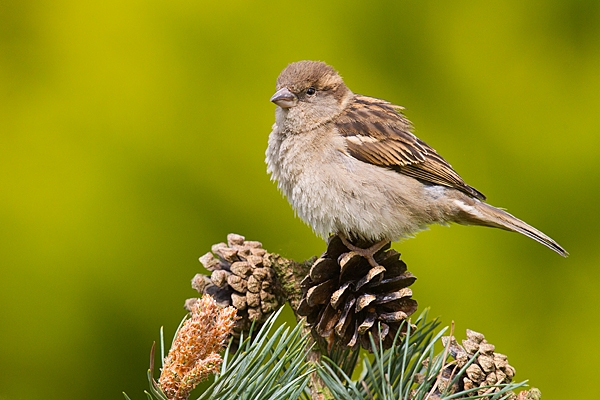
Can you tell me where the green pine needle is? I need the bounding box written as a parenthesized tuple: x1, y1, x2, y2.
(127, 308, 529, 400)
(196, 307, 313, 400)
(318, 310, 527, 400)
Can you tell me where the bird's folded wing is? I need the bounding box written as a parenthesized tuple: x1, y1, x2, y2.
(336, 95, 486, 201)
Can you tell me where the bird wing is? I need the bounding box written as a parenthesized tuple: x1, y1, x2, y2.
(336, 95, 486, 200)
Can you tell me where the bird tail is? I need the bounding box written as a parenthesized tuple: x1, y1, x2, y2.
(457, 200, 568, 257)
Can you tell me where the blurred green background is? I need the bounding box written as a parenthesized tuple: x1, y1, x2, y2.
(1, 0, 598, 399)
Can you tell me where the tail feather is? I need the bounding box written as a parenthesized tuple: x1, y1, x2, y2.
(457, 200, 568, 257)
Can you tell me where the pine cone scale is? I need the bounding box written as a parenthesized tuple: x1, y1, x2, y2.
(330, 281, 352, 309)
(375, 287, 413, 304)
(306, 279, 338, 306)
(355, 294, 377, 312)
(355, 265, 386, 290)
(379, 310, 408, 323)
(369, 272, 416, 293)
(309, 257, 340, 283)
(339, 252, 370, 282)
(334, 297, 356, 337)
(357, 310, 377, 334)
(317, 305, 341, 337)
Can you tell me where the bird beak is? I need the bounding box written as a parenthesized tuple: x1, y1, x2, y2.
(270, 87, 298, 108)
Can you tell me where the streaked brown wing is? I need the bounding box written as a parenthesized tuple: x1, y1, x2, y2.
(336, 95, 486, 200)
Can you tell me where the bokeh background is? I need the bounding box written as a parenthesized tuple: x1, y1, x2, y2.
(1, 0, 598, 399)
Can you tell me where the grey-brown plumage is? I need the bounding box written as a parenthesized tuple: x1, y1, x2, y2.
(266, 60, 567, 257)
(337, 95, 486, 200)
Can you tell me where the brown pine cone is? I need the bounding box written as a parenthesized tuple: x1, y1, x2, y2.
(297, 235, 417, 351)
(441, 329, 518, 397)
(187, 234, 281, 335)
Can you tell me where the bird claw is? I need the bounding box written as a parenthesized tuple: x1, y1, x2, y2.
(338, 234, 387, 268)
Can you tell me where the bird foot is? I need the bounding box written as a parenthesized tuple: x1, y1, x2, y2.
(338, 234, 387, 268)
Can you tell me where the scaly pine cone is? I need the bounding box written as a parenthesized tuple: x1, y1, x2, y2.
(440, 329, 520, 398)
(297, 235, 418, 351)
(187, 234, 281, 335)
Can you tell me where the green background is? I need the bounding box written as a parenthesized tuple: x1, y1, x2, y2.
(1, 0, 598, 399)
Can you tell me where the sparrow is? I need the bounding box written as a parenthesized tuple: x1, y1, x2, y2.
(266, 60, 567, 263)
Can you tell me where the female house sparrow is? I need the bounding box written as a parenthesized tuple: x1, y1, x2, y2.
(266, 61, 567, 262)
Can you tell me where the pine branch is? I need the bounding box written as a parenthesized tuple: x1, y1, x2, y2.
(125, 233, 542, 400)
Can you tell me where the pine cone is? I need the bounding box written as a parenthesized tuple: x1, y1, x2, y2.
(187, 234, 281, 335)
(297, 235, 417, 351)
(440, 329, 518, 397)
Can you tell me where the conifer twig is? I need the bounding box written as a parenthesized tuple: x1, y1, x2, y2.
(158, 295, 237, 400)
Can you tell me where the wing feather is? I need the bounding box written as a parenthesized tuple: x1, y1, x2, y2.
(336, 95, 486, 200)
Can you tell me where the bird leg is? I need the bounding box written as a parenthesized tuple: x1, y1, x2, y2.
(338, 234, 387, 268)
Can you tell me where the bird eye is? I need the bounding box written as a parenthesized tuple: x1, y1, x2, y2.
(306, 87, 316, 96)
